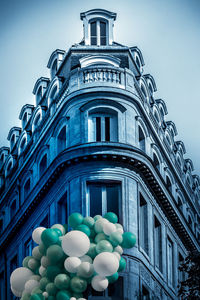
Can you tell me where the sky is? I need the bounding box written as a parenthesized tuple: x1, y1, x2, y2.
(0, 0, 200, 175)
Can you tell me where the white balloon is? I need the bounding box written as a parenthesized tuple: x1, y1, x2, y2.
(114, 245, 123, 255)
(70, 298, 76, 300)
(64, 257, 81, 273)
(113, 251, 121, 261)
(77, 262, 94, 278)
(43, 292, 49, 298)
(11, 286, 22, 297)
(39, 266, 46, 276)
(51, 224, 65, 235)
(93, 252, 119, 276)
(30, 275, 41, 281)
(32, 227, 46, 244)
(62, 230, 90, 257)
(10, 267, 33, 295)
(25, 279, 39, 293)
(115, 223, 124, 234)
(32, 246, 42, 260)
(77, 298, 87, 300)
(94, 218, 109, 233)
(103, 222, 117, 236)
(41, 256, 50, 268)
(80, 255, 93, 264)
(91, 275, 108, 292)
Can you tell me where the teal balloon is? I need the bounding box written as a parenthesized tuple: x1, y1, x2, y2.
(52, 228, 63, 236)
(46, 265, 61, 281)
(95, 233, 108, 244)
(82, 216, 94, 228)
(46, 283, 58, 296)
(118, 257, 126, 272)
(121, 232, 136, 249)
(38, 243, 47, 255)
(104, 212, 118, 223)
(39, 277, 50, 290)
(41, 229, 59, 247)
(107, 272, 119, 283)
(31, 287, 43, 295)
(75, 224, 91, 236)
(109, 231, 123, 247)
(63, 224, 68, 233)
(54, 273, 70, 289)
(28, 258, 40, 271)
(73, 293, 83, 299)
(94, 215, 102, 221)
(48, 297, 55, 300)
(70, 276, 87, 293)
(56, 290, 71, 300)
(21, 294, 31, 300)
(90, 228, 96, 239)
(22, 256, 32, 268)
(96, 240, 113, 254)
(68, 213, 83, 228)
(30, 294, 44, 300)
(87, 243, 97, 259)
(47, 245, 64, 264)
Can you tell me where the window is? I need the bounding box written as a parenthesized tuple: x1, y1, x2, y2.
(22, 112, 27, 128)
(139, 194, 148, 254)
(141, 85, 147, 97)
(178, 253, 185, 284)
(177, 197, 183, 212)
(166, 176, 172, 193)
(51, 59, 57, 78)
(153, 153, 160, 171)
(167, 237, 174, 286)
(0, 219, 3, 235)
(90, 20, 107, 46)
(24, 238, 32, 257)
(87, 182, 121, 221)
(136, 56, 141, 68)
(34, 114, 41, 128)
(7, 161, 12, 175)
(40, 215, 49, 227)
(88, 109, 118, 142)
(88, 276, 124, 299)
(24, 178, 31, 200)
(141, 285, 150, 300)
(39, 154, 47, 177)
(57, 193, 68, 224)
(10, 200, 16, 219)
(154, 216, 162, 271)
(0, 272, 5, 300)
(11, 134, 15, 150)
(188, 216, 193, 230)
(20, 138, 26, 153)
(57, 126, 66, 154)
(139, 127, 145, 152)
(36, 86, 42, 104)
(10, 255, 18, 300)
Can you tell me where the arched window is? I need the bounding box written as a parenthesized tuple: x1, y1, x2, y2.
(7, 161, 12, 175)
(188, 215, 193, 230)
(20, 138, 26, 154)
(166, 176, 172, 193)
(88, 108, 118, 142)
(136, 56, 141, 68)
(11, 135, 15, 150)
(90, 20, 107, 46)
(57, 126, 66, 153)
(10, 200, 16, 219)
(33, 114, 41, 131)
(36, 86, 42, 104)
(39, 154, 47, 178)
(177, 156, 182, 168)
(49, 86, 58, 107)
(0, 154, 4, 164)
(149, 83, 153, 94)
(22, 112, 27, 129)
(141, 85, 147, 98)
(153, 153, 160, 171)
(154, 111, 160, 123)
(139, 126, 145, 152)
(51, 59, 57, 78)
(177, 197, 183, 212)
(24, 178, 31, 200)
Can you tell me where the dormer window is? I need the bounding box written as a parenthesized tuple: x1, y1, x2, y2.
(90, 20, 107, 45)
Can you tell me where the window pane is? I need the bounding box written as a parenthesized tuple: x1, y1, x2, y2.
(10, 256, 18, 300)
(0, 272, 5, 300)
(58, 193, 68, 224)
(88, 184, 102, 217)
(24, 238, 32, 257)
(140, 194, 148, 254)
(91, 22, 97, 45)
(154, 217, 162, 271)
(106, 184, 120, 219)
(167, 238, 173, 286)
(105, 117, 110, 141)
(96, 117, 101, 141)
(108, 276, 124, 299)
(100, 21, 106, 45)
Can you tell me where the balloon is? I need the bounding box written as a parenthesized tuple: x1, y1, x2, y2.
(104, 212, 118, 223)
(39, 277, 50, 290)
(77, 262, 94, 278)
(64, 257, 81, 273)
(10, 267, 33, 294)
(41, 256, 50, 268)
(107, 272, 119, 283)
(54, 273, 70, 289)
(94, 233, 108, 244)
(38, 243, 47, 256)
(25, 279, 40, 293)
(115, 223, 124, 234)
(94, 218, 109, 233)
(82, 216, 94, 228)
(30, 294, 44, 300)
(46, 266, 61, 281)
(23, 256, 32, 268)
(30, 275, 41, 281)
(62, 231, 90, 257)
(32, 246, 43, 260)
(91, 275, 108, 292)
(31, 287, 43, 295)
(79, 255, 92, 264)
(121, 232, 136, 248)
(75, 224, 91, 236)
(114, 245, 123, 255)
(51, 224, 66, 235)
(53, 228, 63, 236)
(41, 229, 60, 248)
(118, 257, 126, 272)
(28, 258, 40, 271)
(93, 215, 102, 221)
(96, 240, 113, 254)
(70, 298, 76, 300)
(103, 222, 117, 236)
(113, 252, 121, 261)
(46, 283, 58, 296)
(11, 286, 22, 297)
(47, 245, 64, 264)
(70, 276, 87, 293)
(39, 266, 46, 277)
(56, 290, 71, 300)
(32, 227, 46, 244)
(43, 292, 48, 298)
(93, 252, 119, 276)
(21, 292, 31, 300)
(68, 213, 83, 228)
(86, 243, 97, 259)
(109, 231, 123, 247)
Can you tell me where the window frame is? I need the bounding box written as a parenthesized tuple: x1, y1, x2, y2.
(89, 19, 108, 46)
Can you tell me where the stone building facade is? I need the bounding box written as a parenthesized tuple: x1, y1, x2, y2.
(0, 9, 200, 300)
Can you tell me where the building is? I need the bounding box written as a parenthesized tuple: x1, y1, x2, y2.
(0, 8, 200, 300)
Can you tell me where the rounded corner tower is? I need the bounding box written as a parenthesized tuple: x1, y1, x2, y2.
(0, 8, 200, 300)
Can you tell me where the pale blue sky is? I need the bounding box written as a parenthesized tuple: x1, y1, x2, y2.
(0, 0, 200, 174)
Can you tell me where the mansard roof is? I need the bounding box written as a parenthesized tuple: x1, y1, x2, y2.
(47, 49, 65, 69)
(80, 8, 117, 20)
(32, 77, 50, 95)
(7, 127, 21, 141)
(19, 104, 34, 120)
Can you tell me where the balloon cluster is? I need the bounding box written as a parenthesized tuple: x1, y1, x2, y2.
(10, 212, 136, 300)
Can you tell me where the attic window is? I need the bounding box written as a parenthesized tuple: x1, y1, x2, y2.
(90, 20, 107, 46)
(36, 86, 42, 104)
(136, 56, 141, 68)
(51, 59, 57, 78)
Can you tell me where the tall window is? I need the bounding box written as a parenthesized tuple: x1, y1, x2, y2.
(57, 193, 68, 224)
(40, 215, 49, 228)
(166, 176, 172, 193)
(24, 238, 32, 257)
(87, 182, 121, 221)
(178, 253, 185, 284)
(57, 126, 66, 154)
(141, 285, 150, 300)
(154, 216, 162, 271)
(22, 112, 27, 128)
(177, 197, 183, 212)
(88, 109, 118, 142)
(24, 178, 31, 200)
(153, 153, 160, 171)
(0, 219, 3, 235)
(0, 272, 5, 300)
(39, 154, 47, 177)
(10, 255, 18, 300)
(167, 237, 174, 286)
(10, 200, 16, 219)
(90, 20, 107, 46)
(88, 276, 124, 298)
(139, 194, 148, 254)
(139, 126, 145, 152)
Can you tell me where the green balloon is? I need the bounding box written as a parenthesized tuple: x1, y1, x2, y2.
(46, 282, 58, 296)
(75, 224, 91, 236)
(46, 265, 61, 281)
(70, 276, 87, 293)
(28, 258, 40, 271)
(90, 228, 96, 239)
(95, 232, 108, 244)
(118, 257, 126, 272)
(121, 232, 136, 249)
(63, 224, 68, 233)
(94, 215, 102, 221)
(68, 213, 83, 228)
(39, 277, 50, 290)
(56, 290, 71, 300)
(38, 243, 47, 255)
(86, 243, 97, 259)
(41, 229, 59, 247)
(30, 294, 44, 300)
(52, 228, 63, 236)
(82, 216, 94, 228)
(48, 297, 55, 300)
(21, 293, 31, 300)
(22, 256, 32, 268)
(47, 245, 64, 264)
(31, 287, 43, 295)
(96, 240, 113, 254)
(54, 273, 70, 289)
(109, 231, 123, 247)
(72, 292, 83, 299)
(107, 272, 119, 283)
(104, 212, 118, 223)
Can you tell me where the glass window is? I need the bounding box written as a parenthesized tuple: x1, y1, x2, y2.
(139, 127, 145, 152)
(178, 253, 185, 284)
(24, 238, 32, 257)
(154, 216, 162, 271)
(40, 215, 49, 228)
(24, 178, 31, 200)
(39, 154, 47, 177)
(167, 237, 174, 286)
(139, 194, 148, 254)
(141, 285, 150, 300)
(10, 255, 18, 300)
(10, 200, 16, 219)
(90, 21, 97, 45)
(57, 192, 68, 224)
(166, 176, 172, 193)
(153, 153, 160, 171)
(100, 21, 107, 45)
(0, 271, 5, 300)
(57, 126, 66, 154)
(88, 276, 124, 299)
